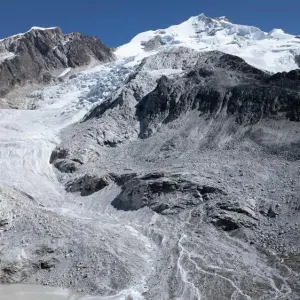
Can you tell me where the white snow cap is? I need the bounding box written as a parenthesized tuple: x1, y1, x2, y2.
(214, 16, 232, 23)
(116, 13, 300, 73)
(30, 26, 58, 31)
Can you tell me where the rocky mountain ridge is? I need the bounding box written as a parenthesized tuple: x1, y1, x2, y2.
(0, 27, 114, 107)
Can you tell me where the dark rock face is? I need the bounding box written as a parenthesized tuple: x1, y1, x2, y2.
(50, 148, 84, 173)
(141, 36, 166, 52)
(65, 174, 112, 196)
(53, 159, 81, 174)
(111, 172, 226, 214)
(0, 27, 114, 97)
(136, 52, 300, 138)
(109, 171, 259, 233)
(49, 148, 70, 164)
(64, 172, 137, 196)
(207, 199, 258, 231)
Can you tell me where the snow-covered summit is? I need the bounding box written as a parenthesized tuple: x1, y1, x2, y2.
(30, 26, 58, 31)
(116, 13, 300, 72)
(214, 16, 232, 23)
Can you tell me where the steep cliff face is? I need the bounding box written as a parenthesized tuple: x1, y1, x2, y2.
(0, 27, 114, 99)
(135, 52, 300, 138)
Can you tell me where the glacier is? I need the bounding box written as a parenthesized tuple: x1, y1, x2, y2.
(116, 13, 300, 73)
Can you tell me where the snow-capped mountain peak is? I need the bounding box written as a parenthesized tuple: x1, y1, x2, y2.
(214, 16, 232, 23)
(116, 13, 300, 73)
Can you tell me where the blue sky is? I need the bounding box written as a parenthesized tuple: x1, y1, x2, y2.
(0, 0, 299, 46)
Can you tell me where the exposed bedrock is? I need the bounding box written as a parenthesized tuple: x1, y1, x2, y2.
(110, 172, 226, 214)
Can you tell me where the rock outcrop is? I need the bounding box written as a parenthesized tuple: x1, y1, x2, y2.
(136, 51, 299, 139)
(111, 172, 226, 214)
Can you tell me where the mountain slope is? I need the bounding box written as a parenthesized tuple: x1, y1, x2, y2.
(116, 14, 300, 73)
(0, 14, 300, 300)
(48, 47, 300, 299)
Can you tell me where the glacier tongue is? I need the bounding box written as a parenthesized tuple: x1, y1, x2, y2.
(0, 61, 132, 204)
(116, 13, 300, 73)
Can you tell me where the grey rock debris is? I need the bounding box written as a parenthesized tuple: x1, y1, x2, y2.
(46, 47, 300, 298)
